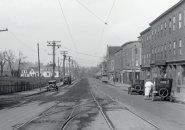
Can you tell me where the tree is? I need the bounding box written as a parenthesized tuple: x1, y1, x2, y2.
(0, 51, 6, 76)
(5, 50, 15, 77)
(17, 51, 26, 77)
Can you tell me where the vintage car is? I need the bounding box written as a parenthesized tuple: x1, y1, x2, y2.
(101, 75, 108, 83)
(47, 80, 58, 91)
(128, 80, 144, 95)
(63, 76, 72, 85)
(151, 78, 174, 102)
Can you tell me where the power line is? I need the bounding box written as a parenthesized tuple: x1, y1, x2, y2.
(105, 0, 117, 22)
(61, 45, 103, 58)
(8, 31, 37, 54)
(75, 0, 107, 25)
(57, 0, 78, 51)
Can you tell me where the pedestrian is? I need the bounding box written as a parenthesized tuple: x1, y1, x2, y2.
(144, 76, 154, 100)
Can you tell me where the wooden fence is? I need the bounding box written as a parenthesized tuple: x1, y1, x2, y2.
(0, 82, 48, 94)
(0, 77, 49, 94)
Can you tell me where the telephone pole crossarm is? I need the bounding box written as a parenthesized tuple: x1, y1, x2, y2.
(47, 41, 61, 79)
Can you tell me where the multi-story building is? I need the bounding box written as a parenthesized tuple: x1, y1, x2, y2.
(140, 27, 152, 81)
(106, 45, 122, 80)
(140, 0, 185, 92)
(113, 48, 123, 82)
(120, 41, 141, 83)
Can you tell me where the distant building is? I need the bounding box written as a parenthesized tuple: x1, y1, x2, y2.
(120, 41, 141, 83)
(106, 45, 122, 80)
(21, 66, 60, 78)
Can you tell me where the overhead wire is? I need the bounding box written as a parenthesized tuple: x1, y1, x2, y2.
(61, 45, 103, 58)
(95, 0, 117, 55)
(7, 30, 50, 62)
(75, 0, 106, 25)
(57, 0, 78, 51)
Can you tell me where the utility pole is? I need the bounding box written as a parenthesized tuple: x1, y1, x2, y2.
(0, 28, 8, 32)
(67, 56, 72, 76)
(47, 41, 61, 79)
(37, 43, 41, 91)
(58, 57, 61, 80)
(61, 51, 68, 79)
(134, 45, 136, 80)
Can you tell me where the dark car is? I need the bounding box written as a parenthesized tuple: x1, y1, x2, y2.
(151, 78, 174, 102)
(47, 80, 58, 91)
(63, 76, 72, 85)
(128, 80, 144, 95)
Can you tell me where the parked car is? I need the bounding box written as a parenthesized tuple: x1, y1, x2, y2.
(151, 78, 174, 102)
(63, 76, 72, 85)
(101, 75, 108, 83)
(128, 80, 144, 95)
(47, 80, 58, 91)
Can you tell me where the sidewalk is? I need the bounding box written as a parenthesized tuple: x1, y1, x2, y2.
(108, 81, 185, 104)
(0, 87, 47, 100)
(0, 82, 64, 100)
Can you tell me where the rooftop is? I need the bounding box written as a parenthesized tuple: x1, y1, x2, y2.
(150, 0, 184, 25)
(121, 41, 139, 48)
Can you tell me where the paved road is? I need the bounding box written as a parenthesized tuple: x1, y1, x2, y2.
(93, 78, 185, 130)
(0, 78, 185, 130)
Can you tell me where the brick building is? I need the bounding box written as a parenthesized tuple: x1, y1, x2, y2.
(113, 48, 123, 82)
(120, 41, 141, 83)
(140, 0, 185, 92)
(106, 45, 122, 81)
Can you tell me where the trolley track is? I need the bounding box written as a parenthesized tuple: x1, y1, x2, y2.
(94, 85, 163, 130)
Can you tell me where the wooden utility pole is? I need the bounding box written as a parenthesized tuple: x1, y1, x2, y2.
(58, 57, 61, 80)
(61, 51, 68, 79)
(37, 43, 41, 91)
(67, 56, 72, 76)
(47, 41, 61, 79)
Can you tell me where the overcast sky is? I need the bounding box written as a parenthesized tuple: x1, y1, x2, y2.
(0, 0, 180, 67)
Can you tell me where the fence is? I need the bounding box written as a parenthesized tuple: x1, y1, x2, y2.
(0, 77, 49, 94)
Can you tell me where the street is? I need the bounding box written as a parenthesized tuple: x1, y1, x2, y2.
(0, 78, 185, 130)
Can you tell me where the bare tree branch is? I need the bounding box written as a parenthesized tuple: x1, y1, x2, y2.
(0, 51, 7, 76)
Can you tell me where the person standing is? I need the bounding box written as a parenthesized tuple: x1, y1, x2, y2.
(144, 77, 154, 99)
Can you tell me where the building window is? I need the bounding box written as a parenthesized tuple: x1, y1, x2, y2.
(158, 26, 160, 38)
(179, 12, 182, 29)
(164, 44, 167, 58)
(169, 18, 172, 33)
(161, 24, 163, 37)
(184, 10, 185, 26)
(169, 42, 172, 56)
(47, 73, 49, 76)
(174, 41, 176, 55)
(173, 16, 176, 31)
(164, 22, 167, 36)
(179, 39, 182, 55)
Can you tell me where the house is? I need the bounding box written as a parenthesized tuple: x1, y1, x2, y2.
(21, 66, 60, 78)
(140, 0, 185, 92)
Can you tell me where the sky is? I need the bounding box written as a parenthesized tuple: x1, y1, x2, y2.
(0, 0, 180, 67)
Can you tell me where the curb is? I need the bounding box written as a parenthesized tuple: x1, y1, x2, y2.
(108, 82, 129, 92)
